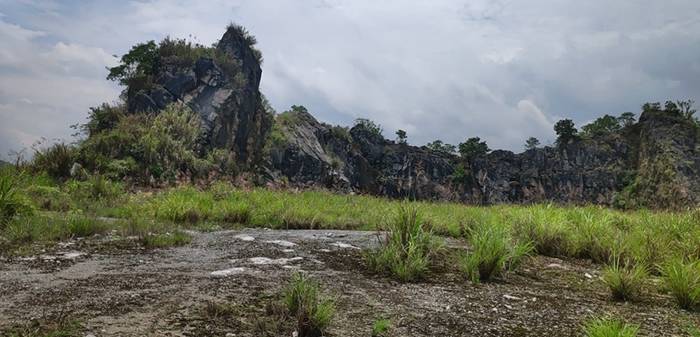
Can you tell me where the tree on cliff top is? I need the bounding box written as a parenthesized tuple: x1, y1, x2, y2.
(458, 137, 489, 161)
(524, 137, 540, 150)
(554, 119, 578, 145)
(354, 118, 383, 137)
(581, 115, 621, 138)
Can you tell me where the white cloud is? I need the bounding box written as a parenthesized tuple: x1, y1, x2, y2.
(1, 0, 700, 159)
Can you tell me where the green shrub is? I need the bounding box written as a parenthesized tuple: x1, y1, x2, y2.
(583, 317, 639, 337)
(141, 230, 192, 249)
(24, 185, 71, 211)
(460, 224, 532, 283)
(601, 258, 647, 301)
(65, 175, 123, 201)
(514, 207, 571, 257)
(32, 143, 75, 180)
(67, 215, 108, 238)
(365, 206, 441, 282)
(660, 258, 700, 310)
(0, 170, 34, 226)
(283, 272, 335, 337)
(371, 318, 391, 337)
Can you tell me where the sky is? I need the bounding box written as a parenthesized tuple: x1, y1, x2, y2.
(1, 0, 700, 160)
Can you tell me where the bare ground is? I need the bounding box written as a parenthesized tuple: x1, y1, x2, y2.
(1, 229, 698, 336)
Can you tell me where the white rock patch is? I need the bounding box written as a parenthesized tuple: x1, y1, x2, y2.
(234, 234, 255, 242)
(264, 240, 297, 247)
(210, 267, 246, 277)
(330, 241, 360, 250)
(249, 257, 303, 265)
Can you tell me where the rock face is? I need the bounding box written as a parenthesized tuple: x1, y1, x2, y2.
(127, 26, 272, 167)
(264, 106, 700, 208)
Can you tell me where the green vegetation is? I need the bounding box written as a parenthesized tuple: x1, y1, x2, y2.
(601, 258, 648, 301)
(460, 223, 532, 283)
(458, 137, 490, 160)
(4, 318, 81, 337)
(583, 317, 639, 337)
(425, 139, 457, 154)
(365, 206, 442, 282)
(283, 273, 335, 337)
(140, 230, 192, 249)
(0, 169, 33, 226)
(524, 137, 540, 150)
(354, 118, 383, 137)
(554, 119, 578, 145)
(395, 129, 407, 144)
(661, 258, 700, 310)
(371, 318, 391, 337)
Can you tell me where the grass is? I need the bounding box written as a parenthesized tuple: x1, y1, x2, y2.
(371, 318, 391, 337)
(660, 258, 700, 310)
(5, 318, 81, 337)
(140, 230, 192, 249)
(460, 223, 532, 283)
(283, 272, 335, 337)
(365, 205, 442, 282)
(601, 257, 648, 301)
(583, 317, 639, 337)
(0, 169, 34, 226)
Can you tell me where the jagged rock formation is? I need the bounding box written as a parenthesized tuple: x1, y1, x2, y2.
(119, 26, 700, 208)
(263, 106, 700, 208)
(126, 26, 272, 167)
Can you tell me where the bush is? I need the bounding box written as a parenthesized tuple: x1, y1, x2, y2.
(0, 170, 33, 226)
(583, 317, 639, 337)
(283, 273, 335, 337)
(601, 258, 647, 301)
(460, 224, 532, 283)
(366, 206, 441, 282)
(24, 185, 71, 211)
(65, 175, 123, 201)
(660, 258, 700, 310)
(32, 142, 76, 180)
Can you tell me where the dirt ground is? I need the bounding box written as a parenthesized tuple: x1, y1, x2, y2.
(1, 229, 698, 336)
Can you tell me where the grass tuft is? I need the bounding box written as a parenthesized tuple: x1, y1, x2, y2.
(283, 272, 335, 337)
(460, 224, 532, 283)
(583, 317, 639, 337)
(140, 230, 192, 249)
(365, 205, 441, 282)
(0, 170, 34, 226)
(601, 257, 647, 302)
(660, 258, 700, 310)
(371, 318, 391, 337)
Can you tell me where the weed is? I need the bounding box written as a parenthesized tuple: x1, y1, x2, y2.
(583, 316, 639, 337)
(0, 170, 34, 226)
(371, 318, 391, 337)
(601, 258, 647, 301)
(283, 272, 335, 337)
(141, 230, 192, 249)
(366, 205, 441, 282)
(66, 215, 107, 238)
(202, 301, 238, 320)
(660, 258, 700, 310)
(460, 224, 533, 283)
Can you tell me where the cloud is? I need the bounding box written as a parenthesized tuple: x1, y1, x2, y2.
(1, 0, 700, 159)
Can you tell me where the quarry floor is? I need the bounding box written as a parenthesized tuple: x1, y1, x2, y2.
(1, 229, 698, 337)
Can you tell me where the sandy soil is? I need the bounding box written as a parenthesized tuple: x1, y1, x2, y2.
(1, 229, 698, 336)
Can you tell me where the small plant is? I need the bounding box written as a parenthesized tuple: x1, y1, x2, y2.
(371, 318, 391, 337)
(0, 170, 33, 226)
(601, 258, 647, 301)
(67, 215, 107, 238)
(283, 272, 335, 337)
(660, 258, 700, 310)
(688, 324, 700, 337)
(202, 301, 238, 320)
(583, 317, 639, 337)
(32, 142, 75, 180)
(365, 205, 441, 282)
(141, 230, 192, 249)
(460, 224, 532, 283)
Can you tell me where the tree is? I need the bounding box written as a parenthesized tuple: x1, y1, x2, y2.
(395, 129, 407, 144)
(580, 114, 621, 137)
(107, 40, 160, 87)
(676, 100, 697, 121)
(425, 140, 456, 154)
(524, 137, 540, 150)
(554, 119, 578, 145)
(617, 112, 636, 127)
(353, 118, 383, 137)
(458, 137, 489, 160)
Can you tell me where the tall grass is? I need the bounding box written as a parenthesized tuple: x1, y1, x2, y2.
(365, 206, 442, 282)
(660, 258, 700, 310)
(0, 169, 33, 226)
(601, 257, 647, 301)
(283, 273, 335, 337)
(583, 317, 639, 337)
(460, 224, 532, 283)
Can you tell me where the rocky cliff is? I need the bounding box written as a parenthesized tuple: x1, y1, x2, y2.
(126, 25, 272, 167)
(262, 105, 700, 208)
(120, 26, 700, 208)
